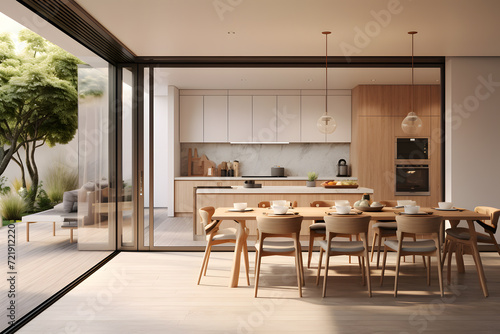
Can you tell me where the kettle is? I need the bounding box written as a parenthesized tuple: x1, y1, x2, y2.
(337, 159, 350, 177)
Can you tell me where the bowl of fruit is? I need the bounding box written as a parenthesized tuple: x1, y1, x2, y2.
(354, 200, 385, 212)
(321, 180, 358, 188)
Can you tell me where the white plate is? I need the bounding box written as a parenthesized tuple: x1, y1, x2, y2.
(400, 212, 430, 215)
(433, 207, 458, 211)
(228, 208, 254, 212)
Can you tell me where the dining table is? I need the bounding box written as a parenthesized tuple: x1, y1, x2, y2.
(211, 206, 490, 295)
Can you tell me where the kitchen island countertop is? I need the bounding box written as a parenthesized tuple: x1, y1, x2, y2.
(196, 185, 373, 194)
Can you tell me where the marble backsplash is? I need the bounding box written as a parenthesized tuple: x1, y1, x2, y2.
(180, 143, 350, 177)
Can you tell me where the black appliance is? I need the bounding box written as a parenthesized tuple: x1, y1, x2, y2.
(337, 159, 350, 177)
(396, 138, 429, 160)
(395, 164, 430, 195)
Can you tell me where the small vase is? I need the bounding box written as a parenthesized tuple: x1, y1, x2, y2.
(306, 180, 316, 187)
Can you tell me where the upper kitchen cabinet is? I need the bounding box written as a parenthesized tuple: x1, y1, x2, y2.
(180, 95, 203, 142)
(252, 96, 277, 142)
(203, 96, 228, 142)
(301, 94, 351, 143)
(326, 95, 351, 143)
(301, 96, 326, 142)
(277, 96, 301, 142)
(228, 96, 253, 142)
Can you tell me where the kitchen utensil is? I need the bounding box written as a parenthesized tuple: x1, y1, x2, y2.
(271, 166, 285, 177)
(337, 159, 349, 177)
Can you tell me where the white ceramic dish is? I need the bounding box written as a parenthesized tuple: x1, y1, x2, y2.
(233, 202, 247, 210)
(228, 208, 254, 212)
(433, 207, 458, 211)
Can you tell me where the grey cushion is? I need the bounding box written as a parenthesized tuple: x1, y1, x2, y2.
(255, 239, 296, 253)
(446, 228, 492, 243)
(62, 190, 79, 213)
(319, 240, 365, 253)
(373, 222, 397, 230)
(384, 239, 437, 253)
(309, 222, 326, 231)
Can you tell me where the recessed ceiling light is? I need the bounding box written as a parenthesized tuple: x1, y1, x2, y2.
(306, 78, 313, 82)
(227, 31, 236, 34)
(371, 79, 376, 82)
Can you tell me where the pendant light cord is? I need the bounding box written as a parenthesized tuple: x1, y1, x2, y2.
(409, 31, 417, 114)
(323, 31, 331, 116)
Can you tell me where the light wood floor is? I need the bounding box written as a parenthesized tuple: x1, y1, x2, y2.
(0, 222, 112, 332)
(16, 251, 500, 334)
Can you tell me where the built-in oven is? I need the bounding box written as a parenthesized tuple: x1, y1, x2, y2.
(396, 138, 429, 160)
(395, 164, 430, 195)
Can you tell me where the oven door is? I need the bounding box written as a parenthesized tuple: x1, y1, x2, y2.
(395, 164, 430, 195)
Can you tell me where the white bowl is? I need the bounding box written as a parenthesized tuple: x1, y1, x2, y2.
(404, 205, 420, 214)
(272, 205, 288, 214)
(438, 202, 453, 209)
(335, 205, 351, 214)
(272, 200, 288, 207)
(233, 202, 247, 210)
(335, 200, 350, 206)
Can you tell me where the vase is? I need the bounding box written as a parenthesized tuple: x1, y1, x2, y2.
(306, 181, 316, 187)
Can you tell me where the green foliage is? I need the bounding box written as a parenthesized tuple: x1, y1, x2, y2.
(0, 28, 84, 205)
(0, 176, 10, 195)
(307, 172, 319, 181)
(11, 178, 29, 193)
(36, 186, 52, 212)
(44, 164, 78, 203)
(0, 192, 26, 220)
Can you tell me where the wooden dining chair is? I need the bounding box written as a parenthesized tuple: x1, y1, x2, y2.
(316, 214, 372, 297)
(370, 200, 422, 268)
(254, 215, 304, 297)
(308, 200, 353, 268)
(380, 215, 444, 297)
(197, 206, 250, 285)
(441, 206, 500, 294)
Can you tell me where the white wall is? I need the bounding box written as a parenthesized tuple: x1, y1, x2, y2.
(445, 57, 500, 211)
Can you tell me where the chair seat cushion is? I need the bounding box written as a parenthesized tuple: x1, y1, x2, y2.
(319, 240, 365, 253)
(309, 222, 325, 231)
(446, 228, 492, 243)
(255, 239, 296, 253)
(384, 239, 437, 253)
(208, 227, 237, 241)
(372, 222, 397, 230)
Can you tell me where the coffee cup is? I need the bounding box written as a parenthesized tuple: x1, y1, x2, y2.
(272, 205, 288, 214)
(335, 200, 350, 207)
(404, 205, 420, 214)
(234, 203, 247, 210)
(335, 205, 351, 214)
(438, 202, 453, 209)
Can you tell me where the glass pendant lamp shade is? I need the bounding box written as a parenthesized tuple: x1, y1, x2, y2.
(317, 31, 336, 135)
(317, 114, 337, 134)
(401, 31, 423, 135)
(401, 111, 422, 135)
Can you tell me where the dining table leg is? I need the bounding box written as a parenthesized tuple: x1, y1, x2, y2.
(467, 220, 489, 297)
(229, 220, 248, 288)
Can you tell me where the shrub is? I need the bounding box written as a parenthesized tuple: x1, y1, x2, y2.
(44, 165, 78, 203)
(0, 193, 26, 221)
(11, 178, 30, 193)
(0, 176, 10, 195)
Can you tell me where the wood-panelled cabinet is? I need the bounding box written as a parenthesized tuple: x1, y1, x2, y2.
(351, 85, 442, 206)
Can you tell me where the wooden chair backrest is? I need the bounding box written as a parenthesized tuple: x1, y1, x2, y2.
(474, 206, 500, 230)
(199, 206, 215, 227)
(323, 215, 371, 235)
(256, 215, 303, 235)
(395, 215, 443, 234)
(258, 201, 271, 208)
(310, 200, 335, 208)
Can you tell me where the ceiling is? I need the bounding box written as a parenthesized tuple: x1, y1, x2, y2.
(74, 0, 500, 57)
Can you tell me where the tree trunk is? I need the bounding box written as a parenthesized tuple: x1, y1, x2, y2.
(25, 141, 38, 210)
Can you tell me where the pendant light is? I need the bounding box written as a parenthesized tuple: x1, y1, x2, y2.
(317, 31, 336, 134)
(401, 31, 423, 135)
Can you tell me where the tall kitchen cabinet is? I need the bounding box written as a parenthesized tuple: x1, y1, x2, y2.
(350, 85, 442, 207)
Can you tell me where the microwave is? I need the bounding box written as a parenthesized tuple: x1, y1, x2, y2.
(396, 138, 428, 160)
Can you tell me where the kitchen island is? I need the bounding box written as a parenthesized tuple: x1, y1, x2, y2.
(194, 185, 373, 235)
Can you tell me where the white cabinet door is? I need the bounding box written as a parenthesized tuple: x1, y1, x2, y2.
(301, 95, 327, 142)
(252, 96, 277, 142)
(203, 96, 228, 142)
(326, 95, 351, 142)
(228, 96, 252, 142)
(277, 96, 301, 142)
(180, 95, 203, 142)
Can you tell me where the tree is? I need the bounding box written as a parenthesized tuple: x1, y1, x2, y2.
(0, 29, 82, 208)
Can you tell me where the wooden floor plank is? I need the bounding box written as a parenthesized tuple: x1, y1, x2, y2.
(15, 251, 500, 334)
